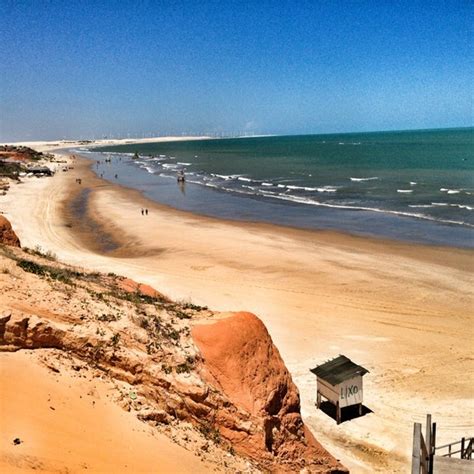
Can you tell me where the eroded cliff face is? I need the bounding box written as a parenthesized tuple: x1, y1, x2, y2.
(0, 216, 21, 247)
(192, 312, 345, 472)
(0, 244, 346, 473)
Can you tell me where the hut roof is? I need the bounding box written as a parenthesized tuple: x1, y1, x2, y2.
(310, 355, 369, 385)
(28, 166, 53, 174)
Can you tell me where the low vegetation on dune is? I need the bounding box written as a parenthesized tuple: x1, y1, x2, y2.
(0, 161, 24, 180)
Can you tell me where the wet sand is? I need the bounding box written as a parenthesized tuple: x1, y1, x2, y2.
(1, 151, 473, 472)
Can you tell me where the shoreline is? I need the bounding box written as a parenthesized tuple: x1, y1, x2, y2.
(73, 152, 474, 263)
(87, 130, 474, 249)
(1, 150, 473, 472)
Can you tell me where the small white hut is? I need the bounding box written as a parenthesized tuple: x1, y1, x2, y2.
(310, 355, 369, 424)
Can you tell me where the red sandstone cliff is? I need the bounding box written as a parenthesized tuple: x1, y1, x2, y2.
(117, 276, 169, 301)
(193, 312, 345, 472)
(0, 216, 21, 247)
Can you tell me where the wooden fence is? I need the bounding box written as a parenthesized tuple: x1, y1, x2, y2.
(435, 436, 473, 460)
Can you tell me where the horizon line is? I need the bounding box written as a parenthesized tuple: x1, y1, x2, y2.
(2, 124, 472, 145)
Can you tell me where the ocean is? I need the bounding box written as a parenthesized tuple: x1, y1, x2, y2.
(82, 127, 474, 247)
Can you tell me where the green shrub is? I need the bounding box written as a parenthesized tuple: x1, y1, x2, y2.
(16, 259, 82, 285)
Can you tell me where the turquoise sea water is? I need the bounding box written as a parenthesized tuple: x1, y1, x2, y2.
(85, 128, 473, 247)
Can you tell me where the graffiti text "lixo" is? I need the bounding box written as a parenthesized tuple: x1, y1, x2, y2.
(341, 385, 359, 399)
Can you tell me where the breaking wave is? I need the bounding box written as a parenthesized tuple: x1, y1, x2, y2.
(89, 149, 474, 231)
(350, 177, 379, 182)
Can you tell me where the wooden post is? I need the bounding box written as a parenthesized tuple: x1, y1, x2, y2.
(461, 437, 465, 459)
(412, 423, 422, 474)
(336, 401, 341, 425)
(430, 421, 437, 474)
(358, 403, 362, 416)
(316, 391, 321, 409)
(425, 414, 431, 454)
(428, 421, 435, 474)
(425, 414, 432, 474)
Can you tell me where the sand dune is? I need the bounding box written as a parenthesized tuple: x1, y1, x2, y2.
(1, 136, 211, 154)
(0, 351, 215, 473)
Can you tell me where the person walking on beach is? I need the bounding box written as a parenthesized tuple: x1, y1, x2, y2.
(145, 209, 148, 215)
(141, 208, 144, 215)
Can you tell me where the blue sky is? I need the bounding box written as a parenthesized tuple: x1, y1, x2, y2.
(1, 0, 472, 140)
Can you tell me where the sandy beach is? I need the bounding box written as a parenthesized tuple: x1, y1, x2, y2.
(3, 136, 212, 154)
(1, 147, 473, 472)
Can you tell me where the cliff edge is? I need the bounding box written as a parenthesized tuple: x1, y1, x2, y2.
(0, 223, 346, 473)
(193, 312, 345, 472)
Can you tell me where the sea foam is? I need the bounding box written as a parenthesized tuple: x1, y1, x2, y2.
(350, 177, 379, 182)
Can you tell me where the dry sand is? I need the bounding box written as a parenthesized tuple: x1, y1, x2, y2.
(1, 149, 473, 472)
(2, 136, 211, 154)
(0, 350, 215, 473)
